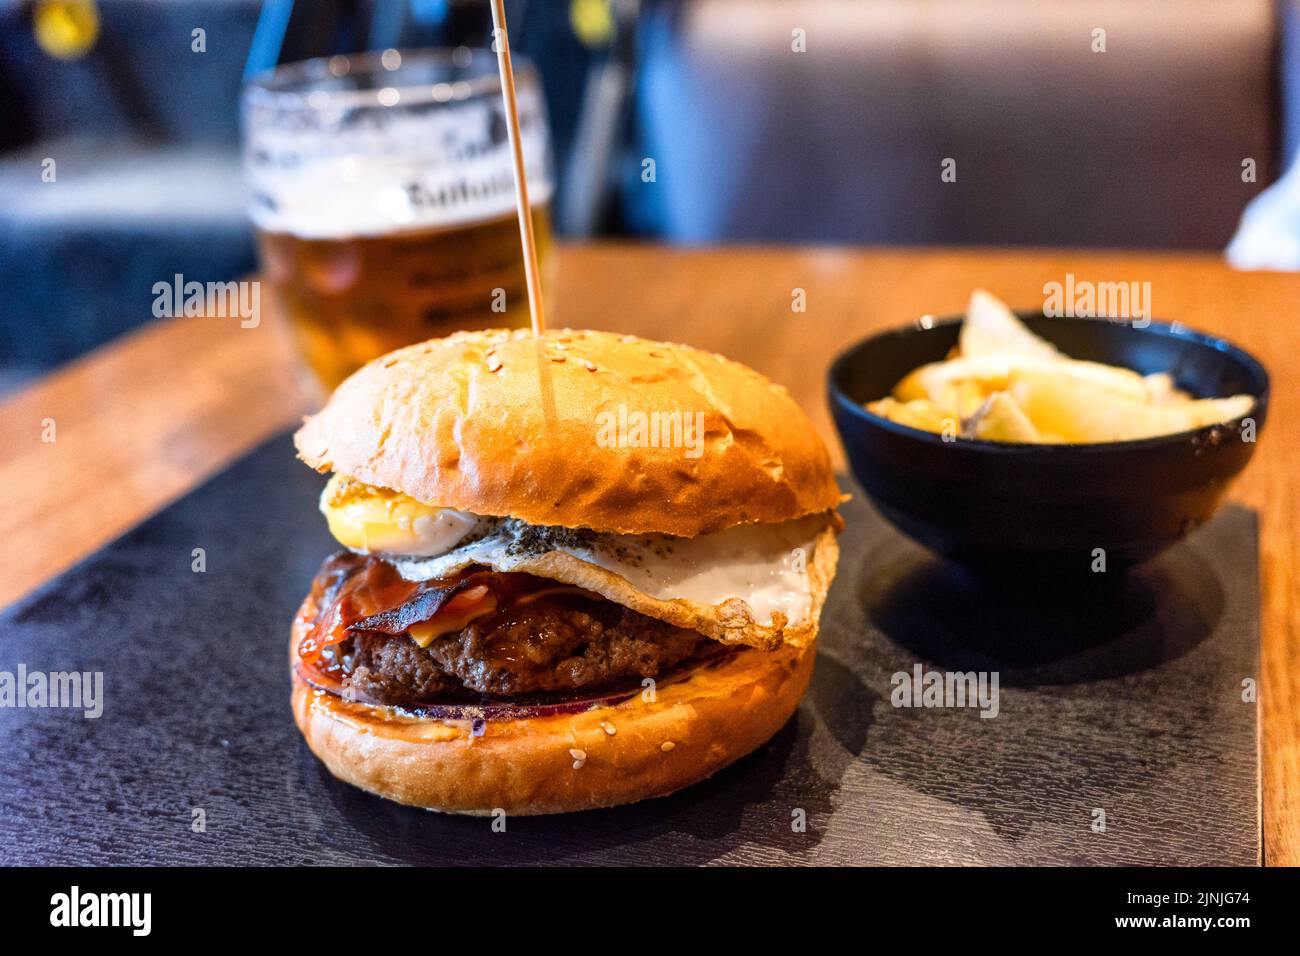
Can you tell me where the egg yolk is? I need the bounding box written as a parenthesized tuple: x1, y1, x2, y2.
(320, 475, 476, 556)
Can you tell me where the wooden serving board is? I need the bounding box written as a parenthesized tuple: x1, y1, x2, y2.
(0, 434, 1260, 864)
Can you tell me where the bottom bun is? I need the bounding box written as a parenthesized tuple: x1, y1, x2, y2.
(290, 634, 815, 815)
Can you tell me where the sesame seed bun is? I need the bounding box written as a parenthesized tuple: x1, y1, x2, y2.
(293, 328, 843, 537)
(290, 328, 841, 813)
(290, 630, 815, 815)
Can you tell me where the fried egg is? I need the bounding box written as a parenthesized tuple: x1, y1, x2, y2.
(320, 477, 826, 629)
(320, 475, 483, 556)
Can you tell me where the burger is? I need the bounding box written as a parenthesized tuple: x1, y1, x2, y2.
(290, 328, 843, 814)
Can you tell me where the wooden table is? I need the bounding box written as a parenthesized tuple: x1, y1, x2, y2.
(3, 244, 1297, 863)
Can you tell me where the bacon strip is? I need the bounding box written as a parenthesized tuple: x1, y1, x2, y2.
(299, 555, 478, 664)
(297, 553, 600, 666)
(351, 577, 492, 635)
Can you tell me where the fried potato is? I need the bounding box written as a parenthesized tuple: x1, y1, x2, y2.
(1142, 371, 1193, 405)
(1008, 372, 1252, 443)
(867, 397, 958, 436)
(872, 290, 1256, 444)
(964, 391, 1050, 443)
(931, 379, 990, 419)
(960, 289, 1064, 362)
(897, 354, 1150, 406)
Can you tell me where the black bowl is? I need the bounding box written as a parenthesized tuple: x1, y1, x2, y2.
(828, 314, 1270, 574)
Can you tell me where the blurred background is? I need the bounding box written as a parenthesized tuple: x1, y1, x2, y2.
(2, 0, 1298, 395)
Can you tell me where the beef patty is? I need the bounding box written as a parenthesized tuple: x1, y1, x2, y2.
(307, 556, 714, 705)
(343, 601, 707, 704)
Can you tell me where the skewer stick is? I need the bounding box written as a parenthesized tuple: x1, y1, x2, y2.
(489, 0, 546, 337)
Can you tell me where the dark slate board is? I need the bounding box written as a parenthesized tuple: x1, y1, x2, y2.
(0, 434, 1260, 865)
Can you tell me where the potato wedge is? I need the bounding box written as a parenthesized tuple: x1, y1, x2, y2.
(1142, 371, 1194, 405)
(867, 397, 959, 437)
(870, 290, 1257, 444)
(1009, 371, 1252, 442)
(896, 354, 1150, 406)
(960, 289, 1063, 361)
(964, 391, 1048, 443)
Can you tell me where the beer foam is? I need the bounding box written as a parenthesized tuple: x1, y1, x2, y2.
(245, 86, 553, 240)
(248, 152, 553, 239)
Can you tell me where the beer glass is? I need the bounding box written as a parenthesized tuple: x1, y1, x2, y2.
(241, 48, 554, 389)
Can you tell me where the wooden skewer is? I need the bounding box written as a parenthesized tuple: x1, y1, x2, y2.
(488, 0, 547, 337)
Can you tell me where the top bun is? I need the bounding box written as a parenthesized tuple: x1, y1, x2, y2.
(294, 329, 842, 537)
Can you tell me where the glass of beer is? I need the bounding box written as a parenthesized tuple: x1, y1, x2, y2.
(241, 48, 554, 389)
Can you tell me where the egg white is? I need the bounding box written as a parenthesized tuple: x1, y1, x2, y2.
(384, 515, 827, 629)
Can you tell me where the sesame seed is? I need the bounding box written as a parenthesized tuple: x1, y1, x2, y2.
(553, 342, 568, 351)
(583, 360, 597, 372)
(660, 741, 676, 752)
(486, 354, 503, 372)
(600, 721, 616, 736)
(550, 354, 566, 363)
(569, 748, 586, 760)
